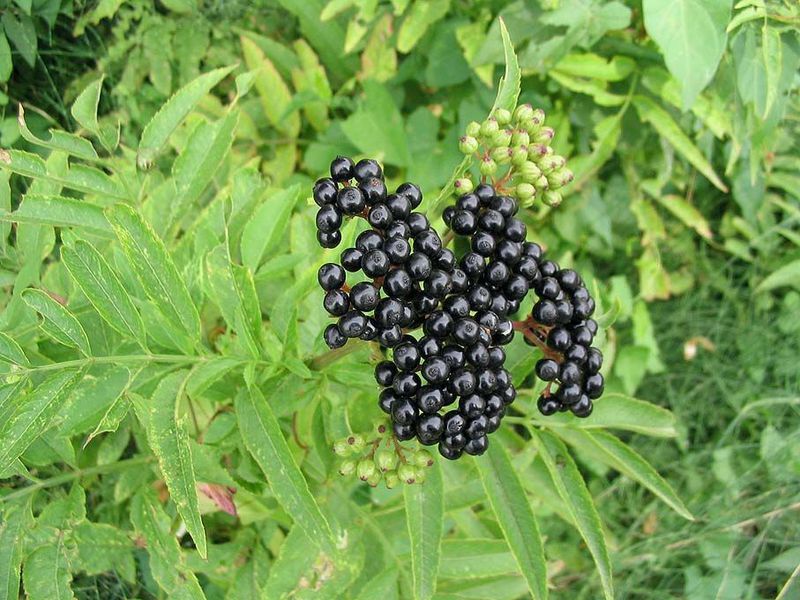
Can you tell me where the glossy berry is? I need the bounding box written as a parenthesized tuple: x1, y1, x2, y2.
(330, 156, 354, 181)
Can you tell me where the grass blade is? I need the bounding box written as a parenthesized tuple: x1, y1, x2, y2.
(404, 459, 444, 600)
(145, 370, 207, 558)
(535, 429, 613, 600)
(235, 384, 338, 556)
(474, 442, 548, 600)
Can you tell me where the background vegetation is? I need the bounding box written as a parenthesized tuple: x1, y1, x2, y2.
(0, 0, 798, 598)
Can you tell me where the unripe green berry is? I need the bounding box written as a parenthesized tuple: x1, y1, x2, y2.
(347, 434, 365, 453)
(465, 121, 481, 137)
(543, 190, 563, 207)
(547, 168, 574, 189)
(413, 467, 426, 485)
(479, 117, 499, 138)
(531, 108, 545, 126)
(529, 143, 552, 161)
(357, 458, 376, 481)
(412, 449, 434, 468)
(513, 103, 534, 123)
(459, 135, 479, 155)
(454, 177, 474, 194)
(479, 157, 497, 176)
(375, 448, 396, 472)
(511, 129, 530, 147)
(541, 154, 566, 173)
(520, 161, 543, 182)
(516, 182, 535, 200)
(374, 421, 388, 436)
(511, 146, 529, 166)
(366, 470, 382, 487)
(494, 108, 512, 126)
(535, 174, 550, 192)
(338, 459, 356, 476)
(398, 463, 417, 484)
(491, 146, 512, 165)
(533, 127, 555, 144)
(333, 439, 351, 457)
(384, 470, 399, 489)
(491, 128, 512, 148)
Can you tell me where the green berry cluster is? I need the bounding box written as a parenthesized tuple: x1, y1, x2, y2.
(455, 104, 573, 208)
(333, 422, 435, 488)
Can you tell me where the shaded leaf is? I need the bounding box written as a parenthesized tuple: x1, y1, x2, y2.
(22, 539, 74, 600)
(404, 459, 444, 599)
(756, 259, 800, 292)
(240, 184, 302, 272)
(0, 502, 28, 599)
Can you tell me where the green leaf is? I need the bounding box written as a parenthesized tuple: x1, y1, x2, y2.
(2, 194, 112, 236)
(17, 105, 98, 161)
(559, 429, 694, 520)
(536, 393, 678, 438)
(397, 0, 451, 53)
(61, 239, 148, 347)
(137, 64, 236, 167)
(354, 569, 399, 600)
(59, 366, 130, 438)
(761, 25, 782, 118)
(404, 459, 444, 600)
(0, 369, 84, 474)
(0, 331, 29, 366)
(651, 193, 713, 239)
(22, 289, 92, 354)
(234, 385, 338, 556)
(474, 443, 548, 600)
(0, 31, 12, 82)
(1, 12, 36, 68)
(438, 539, 517, 580)
(241, 36, 300, 136)
(186, 357, 242, 398)
(145, 371, 207, 558)
(756, 259, 800, 293)
(642, 0, 731, 109)
(0, 502, 28, 599)
(130, 489, 206, 598)
(106, 204, 201, 352)
(71, 76, 119, 151)
(490, 18, 521, 114)
(554, 53, 635, 81)
(22, 540, 74, 600)
(169, 110, 239, 235)
(341, 80, 411, 167)
(535, 430, 613, 600)
(633, 95, 728, 192)
(240, 184, 302, 272)
(0, 149, 129, 200)
(74, 522, 135, 581)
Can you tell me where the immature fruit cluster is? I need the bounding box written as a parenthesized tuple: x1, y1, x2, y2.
(334, 423, 435, 488)
(516, 256, 605, 417)
(315, 157, 455, 350)
(456, 105, 573, 208)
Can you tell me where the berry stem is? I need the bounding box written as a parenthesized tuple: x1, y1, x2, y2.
(308, 342, 366, 370)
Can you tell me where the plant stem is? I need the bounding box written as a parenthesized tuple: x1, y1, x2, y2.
(19, 354, 211, 374)
(0, 456, 154, 504)
(307, 343, 365, 371)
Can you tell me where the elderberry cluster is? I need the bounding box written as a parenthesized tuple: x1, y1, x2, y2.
(522, 260, 605, 418)
(315, 156, 456, 350)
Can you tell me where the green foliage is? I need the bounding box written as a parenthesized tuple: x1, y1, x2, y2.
(0, 1, 797, 598)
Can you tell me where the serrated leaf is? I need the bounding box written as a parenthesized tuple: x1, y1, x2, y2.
(0, 502, 28, 599)
(146, 371, 207, 558)
(404, 459, 444, 600)
(0, 31, 12, 82)
(633, 95, 728, 192)
(130, 489, 206, 598)
(1, 12, 36, 68)
(756, 259, 800, 292)
(536, 393, 678, 438)
(397, 0, 450, 53)
(74, 522, 135, 581)
(235, 385, 338, 556)
(0, 369, 84, 478)
(0, 331, 28, 366)
(186, 357, 242, 398)
(22, 289, 91, 354)
(240, 184, 302, 272)
(22, 538, 74, 600)
(651, 193, 712, 239)
(61, 239, 147, 347)
(490, 18, 521, 114)
(474, 443, 548, 600)
(71, 76, 118, 151)
(535, 430, 613, 600)
(17, 105, 98, 161)
(57, 366, 130, 437)
(761, 25, 782, 118)
(642, 0, 731, 109)
(354, 568, 399, 600)
(559, 429, 694, 520)
(438, 539, 517, 580)
(137, 65, 236, 167)
(106, 204, 201, 353)
(4, 194, 112, 236)
(241, 36, 300, 137)
(169, 110, 239, 235)
(0, 149, 129, 200)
